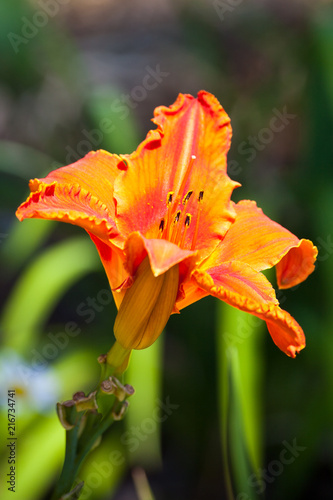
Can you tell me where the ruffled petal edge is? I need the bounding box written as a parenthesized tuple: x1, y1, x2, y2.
(192, 266, 306, 358)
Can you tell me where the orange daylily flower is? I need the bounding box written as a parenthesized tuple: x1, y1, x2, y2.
(16, 91, 317, 358)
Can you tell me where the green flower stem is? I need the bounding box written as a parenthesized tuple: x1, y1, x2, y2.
(51, 397, 118, 499)
(50, 413, 84, 500)
(50, 343, 134, 499)
(76, 403, 116, 466)
(105, 341, 132, 378)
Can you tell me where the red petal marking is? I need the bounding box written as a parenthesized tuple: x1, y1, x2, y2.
(16, 150, 125, 243)
(16, 182, 118, 240)
(88, 233, 128, 309)
(114, 91, 239, 260)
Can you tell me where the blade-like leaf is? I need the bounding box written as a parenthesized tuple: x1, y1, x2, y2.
(1, 237, 99, 354)
(217, 302, 264, 499)
(125, 335, 163, 468)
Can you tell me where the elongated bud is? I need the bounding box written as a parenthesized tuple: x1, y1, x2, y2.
(114, 256, 179, 349)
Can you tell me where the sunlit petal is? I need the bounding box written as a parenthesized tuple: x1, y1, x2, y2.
(114, 257, 179, 349)
(123, 231, 195, 277)
(114, 91, 239, 258)
(16, 92, 316, 356)
(16, 150, 123, 242)
(193, 263, 305, 357)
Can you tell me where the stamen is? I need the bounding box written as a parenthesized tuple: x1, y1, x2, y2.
(167, 192, 174, 205)
(185, 214, 192, 227)
(159, 219, 165, 232)
(170, 210, 182, 244)
(182, 190, 193, 205)
(191, 190, 204, 250)
(180, 213, 192, 248)
(160, 192, 175, 239)
(174, 211, 181, 224)
(164, 156, 196, 240)
(177, 155, 196, 201)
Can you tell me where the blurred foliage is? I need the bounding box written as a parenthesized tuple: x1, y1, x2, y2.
(1, 0, 333, 499)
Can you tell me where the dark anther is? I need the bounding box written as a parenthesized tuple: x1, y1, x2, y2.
(198, 191, 204, 202)
(174, 211, 181, 223)
(159, 219, 165, 231)
(167, 192, 174, 204)
(185, 214, 192, 227)
(183, 190, 193, 204)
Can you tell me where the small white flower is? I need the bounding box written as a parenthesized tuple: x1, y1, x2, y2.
(0, 349, 60, 414)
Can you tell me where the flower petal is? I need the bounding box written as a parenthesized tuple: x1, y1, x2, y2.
(276, 238, 318, 289)
(193, 262, 305, 357)
(114, 256, 179, 350)
(124, 232, 196, 277)
(16, 150, 123, 242)
(114, 91, 239, 257)
(202, 200, 317, 288)
(88, 233, 128, 309)
(202, 261, 279, 304)
(175, 280, 209, 311)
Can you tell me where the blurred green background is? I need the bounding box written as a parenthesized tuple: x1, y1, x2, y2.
(1, 0, 333, 499)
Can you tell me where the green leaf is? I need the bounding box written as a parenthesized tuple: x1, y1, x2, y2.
(217, 302, 264, 499)
(311, 5, 333, 116)
(0, 415, 64, 500)
(61, 482, 84, 499)
(0, 140, 54, 180)
(124, 334, 163, 468)
(2, 219, 54, 269)
(87, 86, 141, 154)
(1, 237, 99, 354)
